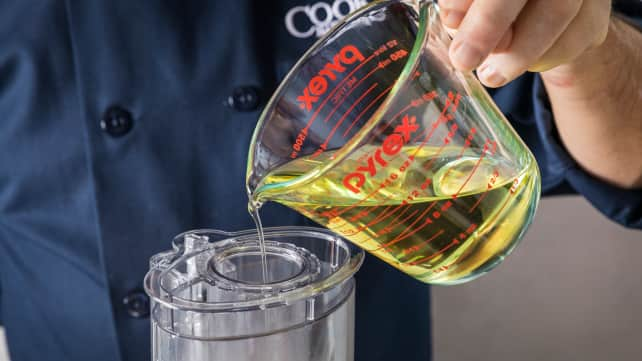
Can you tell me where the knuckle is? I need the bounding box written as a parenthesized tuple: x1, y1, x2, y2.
(463, 14, 508, 49)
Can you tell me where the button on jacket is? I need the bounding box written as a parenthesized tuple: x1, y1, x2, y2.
(0, 1, 640, 361)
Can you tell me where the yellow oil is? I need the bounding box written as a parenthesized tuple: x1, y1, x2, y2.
(251, 145, 539, 284)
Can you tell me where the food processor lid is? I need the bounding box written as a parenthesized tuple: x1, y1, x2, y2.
(144, 226, 363, 313)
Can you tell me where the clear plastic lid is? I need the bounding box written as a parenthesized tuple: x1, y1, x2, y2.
(144, 226, 364, 339)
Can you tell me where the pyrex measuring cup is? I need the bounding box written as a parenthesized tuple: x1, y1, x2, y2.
(247, 0, 541, 284)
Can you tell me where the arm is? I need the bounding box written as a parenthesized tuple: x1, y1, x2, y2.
(439, 0, 642, 189)
(541, 15, 642, 189)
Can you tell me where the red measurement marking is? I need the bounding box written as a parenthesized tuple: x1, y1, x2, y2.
(468, 167, 500, 213)
(317, 173, 399, 221)
(363, 90, 437, 146)
(342, 204, 397, 237)
(290, 52, 378, 158)
(382, 92, 459, 169)
(389, 207, 419, 229)
(302, 52, 377, 131)
(348, 205, 381, 222)
(324, 91, 462, 237)
(342, 85, 393, 137)
(408, 93, 460, 159)
(468, 192, 488, 213)
(377, 206, 417, 237)
(377, 201, 438, 250)
(360, 90, 455, 163)
(432, 259, 457, 274)
(333, 185, 382, 217)
(418, 143, 447, 172)
(382, 203, 411, 227)
(401, 229, 445, 256)
(324, 63, 384, 124)
(362, 103, 414, 145)
(316, 83, 379, 152)
(466, 223, 478, 234)
(351, 94, 459, 229)
(480, 181, 516, 227)
(452, 146, 487, 199)
(457, 128, 477, 158)
(343, 200, 408, 237)
(406, 238, 460, 266)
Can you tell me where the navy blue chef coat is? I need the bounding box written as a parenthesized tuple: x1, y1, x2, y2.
(0, 1, 640, 361)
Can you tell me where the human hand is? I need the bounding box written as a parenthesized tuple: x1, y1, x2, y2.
(439, 0, 612, 87)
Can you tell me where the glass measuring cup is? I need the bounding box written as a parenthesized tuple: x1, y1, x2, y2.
(247, 0, 541, 284)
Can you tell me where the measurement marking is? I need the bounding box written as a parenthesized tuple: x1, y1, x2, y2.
(323, 91, 462, 238)
(317, 83, 379, 151)
(457, 140, 472, 158)
(316, 185, 395, 221)
(387, 208, 419, 229)
(349, 204, 382, 222)
(370, 204, 416, 237)
(363, 90, 438, 146)
(342, 205, 397, 237)
(409, 94, 459, 159)
(334, 186, 383, 217)
(377, 204, 418, 237)
(325, 64, 383, 123)
(363, 103, 414, 145)
(406, 238, 459, 266)
(343, 202, 405, 237)
(423, 229, 445, 245)
(452, 149, 486, 198)
(438, 132, 476, 181)
(377, 209, 419, 236)
(418, 143, 447, 172)
(299, 52, 378, 134)
(350, 94, 461, 243)
(342, 85, 393, 137)
(399, 229, 446, 257)
(385, 93, 457, 165)
(345, 201, 405, 237)
(480, 185, 515, 227)
(468, 192, 488, 213)
(377, 202, 438, 250)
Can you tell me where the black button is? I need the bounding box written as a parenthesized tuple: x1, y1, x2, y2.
(224, 86, 262, 112)
(101, 106, 134, 137)
(123, 290, 150, 318)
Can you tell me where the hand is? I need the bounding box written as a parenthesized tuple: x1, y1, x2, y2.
(439, 0, 612, 87)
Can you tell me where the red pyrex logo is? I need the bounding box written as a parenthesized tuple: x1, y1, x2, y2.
(342, 115, 419, 194)
(297, 44, 365, 111)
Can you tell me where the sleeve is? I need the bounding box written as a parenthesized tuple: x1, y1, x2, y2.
(613, 0, 642, 29)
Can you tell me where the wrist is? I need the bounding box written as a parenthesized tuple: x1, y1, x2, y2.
(540, 14, 639, 98)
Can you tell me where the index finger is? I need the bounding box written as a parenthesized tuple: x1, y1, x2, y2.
(449, 0, 528, 71)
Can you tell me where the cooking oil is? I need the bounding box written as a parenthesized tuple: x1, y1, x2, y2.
(249, 145, 539, 284)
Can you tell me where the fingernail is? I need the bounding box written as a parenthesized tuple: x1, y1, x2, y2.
(451, 42, 482, 71)
(478, 63, 506, 87)
(444, 11, 464, 28)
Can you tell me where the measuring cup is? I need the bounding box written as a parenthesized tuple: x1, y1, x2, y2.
(246, 0, 541, 284)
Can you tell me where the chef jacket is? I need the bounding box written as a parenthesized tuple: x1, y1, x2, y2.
(0, 1, 640, 361)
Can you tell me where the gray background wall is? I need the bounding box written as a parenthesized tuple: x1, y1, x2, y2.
(1, 196, 640, 361)
(432, 196, 642, 361)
